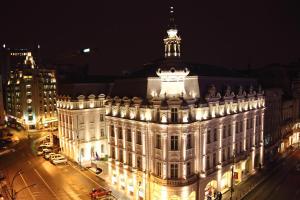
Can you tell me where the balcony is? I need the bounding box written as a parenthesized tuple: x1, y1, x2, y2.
(151, 174, 198, 187)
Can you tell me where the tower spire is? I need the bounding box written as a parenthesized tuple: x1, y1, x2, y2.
(164, 0, 181, 58)
(169, 1, 176, 29)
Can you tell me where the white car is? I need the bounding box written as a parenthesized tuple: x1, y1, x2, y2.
(40, 143, 53, 148)
(44, 152, 55, 160)
(52, 157, 67, 165)
(43, 148, 52, 153)
(49, 154, 63, 161)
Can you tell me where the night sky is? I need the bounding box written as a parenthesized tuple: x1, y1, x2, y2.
(1, 0, 300, 75)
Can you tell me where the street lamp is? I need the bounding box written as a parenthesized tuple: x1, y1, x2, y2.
(10, 169, 22, 197)
(12, 184, 36, 200)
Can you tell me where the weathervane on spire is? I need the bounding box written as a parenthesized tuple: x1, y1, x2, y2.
(163, 0, 181, 58)
(169, 0, 176, 29)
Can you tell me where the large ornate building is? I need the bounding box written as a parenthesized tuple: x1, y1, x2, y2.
(57, 6, 265, 200)
(103, 8, 265, 200)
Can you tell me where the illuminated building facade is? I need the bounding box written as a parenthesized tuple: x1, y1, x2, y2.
(56, 94, 108, 165)
(104, 7, 265, 200)
(6, 52, 57, 129)
(0, 75, 5, 126)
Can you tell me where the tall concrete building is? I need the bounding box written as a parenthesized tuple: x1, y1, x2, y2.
(6, 52, 57, 129)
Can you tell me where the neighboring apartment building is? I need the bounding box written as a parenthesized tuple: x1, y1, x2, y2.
(263, 88, 283, 157)
(6, 52, 57, 129)
(57, 94, 107, 165)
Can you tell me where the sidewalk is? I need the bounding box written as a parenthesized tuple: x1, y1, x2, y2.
(222, 150, 294, 200)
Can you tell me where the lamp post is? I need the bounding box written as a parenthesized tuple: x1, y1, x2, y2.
(10, 169, 22, 198)
(12, 184, 36, 200)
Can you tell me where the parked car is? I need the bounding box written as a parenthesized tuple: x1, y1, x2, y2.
(7, 132, 13, 137)
(49, 154, 63, 161)
(52, 157, 68, 165)
(43, 148, 52, 154)
(44, 152, 56, 160)
(90, 188, 112, 200)
(39, 143, 52, 148)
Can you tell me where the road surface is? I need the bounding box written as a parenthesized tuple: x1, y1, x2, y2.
(243, 149, 300, 200)
(0, 129, 114, 200)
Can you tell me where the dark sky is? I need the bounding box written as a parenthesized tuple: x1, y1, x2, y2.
(1, 0, 300, 75)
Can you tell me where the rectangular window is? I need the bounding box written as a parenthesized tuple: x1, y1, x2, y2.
(100, 129, 105, 137)
(118, 128, 123, 139)
(236, 122, 239, 134)
(213, 153, 217, 167)
(136, 131, 142, 145)
(247, 119, 250, 129)
(110, 125, 115, 137)
(228, 125, 231, 136)
(222, 149, 225, 161)
(157, 162, 162, 177)
(101, 144, 104, 153)
(213, 128, 217, 142)
(250, 118, 253, 128)
(207, 130, 211, 144)
(137, 156, 142, 170)
(227, 146, 230, 159)
(206, 156, 210, 170)
(170, 136, 179, 151)
(100, 114, 104, 122)
(128, 153, 132, 166)
(156, 134, 161, 149)
(256, 116, 259, 127)
(239, 121, 243, 133)
(127, 129, 132, 142)
(187, 134, 192, 149)
(171, 108, 178, 123)
(186, 162, 191, 177)
(119, 150, 123, 163)
(170, 164, 178, 179)
(111, 147, 115, 159)
(223, 126, 226, 139)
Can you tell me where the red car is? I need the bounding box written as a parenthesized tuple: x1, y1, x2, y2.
(90, 188, 112, 200)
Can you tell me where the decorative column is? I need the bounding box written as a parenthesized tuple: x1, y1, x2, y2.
(142, 131, 146, 171)
(182, 133, 187, 179)
(232, 119, 236, 155)
(122, 126, 126, 165)
(114, 126, 118, 162)
(217, 124, 222, 192)
(251, 115, 256, 172)
(201, 129, 207, 176)
(182, 133, 187, 160)
(107, 123, 111, 158)
(260, 111, 265, 167)
(243, 118, 247, 151)
(162, 134, 168, 179)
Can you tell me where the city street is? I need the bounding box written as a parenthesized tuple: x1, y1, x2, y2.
(0, 129, 115, 200)
(243, 149, 300, 200)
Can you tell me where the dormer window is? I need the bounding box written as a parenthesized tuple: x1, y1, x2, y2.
(171, 108, 178, 123)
